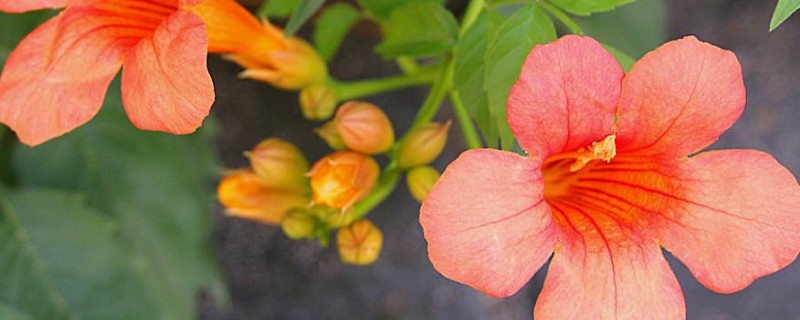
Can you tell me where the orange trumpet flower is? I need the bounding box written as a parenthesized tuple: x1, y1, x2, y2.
(421, 35, 800, 319)
(0, 0, 215, 146)
(0, 0, 326, 146)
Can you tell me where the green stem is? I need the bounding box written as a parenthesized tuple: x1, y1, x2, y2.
(409, 61, 453, 131)
(539, 1, 584, 35)
(327, 68, 437, 101)
(351, 163, 401, 220)
(459, 0, 485, 36)
(448, 90, 483, 149)
(395, 56, 420, 74)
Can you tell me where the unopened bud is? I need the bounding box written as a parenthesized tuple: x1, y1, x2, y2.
(310, 205, 355, 228)
(333, 101, 395, 154)
(397, 121, 451, 168)
(337, 219, 383, 266)
(281, 208, 317, 239)
(315, 121, 347, 150)
(245, 138, 309, 191)
(217, 170, 309, 224)
(300, 84, 338, 121)
(309, 151, 380, 210)
(406, 166, 440, 203)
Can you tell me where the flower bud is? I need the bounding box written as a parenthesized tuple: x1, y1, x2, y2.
(300, 84, 338, 121)
(406, 166, 440, 203)
(315, 122, 346, 150)
(190, 0, 328, 90)
(337, 219, 383, 266)
(245, 138, 309, 191)
(309, 151, 380, 210)
(397, 121, 451, 168)
(217, 170, 309, 224)
(333, 101, 395, 154)
(310, 205, 355, 228)
(281, 208, 317, 240)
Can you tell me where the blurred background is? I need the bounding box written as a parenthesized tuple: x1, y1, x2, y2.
(2, 0, 800, 319)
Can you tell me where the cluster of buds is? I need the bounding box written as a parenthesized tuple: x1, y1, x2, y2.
(218, 71, 451, 266)
(216, 138, 311, 224)
(217, 135, 385, 265)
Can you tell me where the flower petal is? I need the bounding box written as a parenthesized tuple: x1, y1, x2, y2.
(0, 0, 67, 12)
(656, 150, 800, 293)
(534, 207, 685, 319)
(420, 149, 557, 297)
(0, 11, 125, 146)
(569, 150, 800, 293)
(616, 36, 745, 158)
(121, 10, 214, 134)
(507, 35, 623, 157)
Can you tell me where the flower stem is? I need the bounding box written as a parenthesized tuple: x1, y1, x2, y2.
(327, 68, 437, 101)
(539, 1, 584, 35)
(409, 61, 453, 131)
(448, 90, 483, 149)
(351, 162, 401, 220)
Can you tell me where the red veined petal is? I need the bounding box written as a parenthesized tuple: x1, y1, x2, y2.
(507, 35, 623, 158)
(534, 208, 685, 319)
(420, 149, 557, 297)
(121, 10, 214, 134)
(0, 0, 67, 12)
(0, 11, 126, 146)
(568, 150, 800, 293)
(655, 150, 800, 293)
(616, 36, 745, 158)
(180, 0, 204, 5)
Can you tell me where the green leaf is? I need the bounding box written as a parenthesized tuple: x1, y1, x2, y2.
(357, 0, 444, 20)
(548, 0, 637, 16)
(771, 0, 800, 31)
(0, 189, 160, 320)
(12, 85, 226, 320)
(258, 0, 302, 19)
(284, 0, 325, 36)
(484, 4, 556, 149)
(576, 0, 666, 58)
(314, 3, 361, 61)
(0, 303, 33, 320)
(375, 2, 458, 58)
(453, 12, 498, 147)
(602, 44, 635, 72)
(0, 11, 53, 65)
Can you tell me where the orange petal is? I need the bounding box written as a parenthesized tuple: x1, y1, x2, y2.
(507, 35, 623, 158)
(0, 11, 125, 146)
(534, 204, 685, 319)
(655, 150, 800, 293)
(0, 0, 67, 12)
(570, 150, 800, 293)
(420, 149, 557, 297)
(616, 36, 745, 158)
(121, 10, 214, 134)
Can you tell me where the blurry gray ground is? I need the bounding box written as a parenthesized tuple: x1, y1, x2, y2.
(200, 1, 800, 319)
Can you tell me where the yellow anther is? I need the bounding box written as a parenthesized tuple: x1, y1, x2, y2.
(569, 135, 617, 172)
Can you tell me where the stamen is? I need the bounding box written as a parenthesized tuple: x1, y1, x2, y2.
(569, 135, 617, 172)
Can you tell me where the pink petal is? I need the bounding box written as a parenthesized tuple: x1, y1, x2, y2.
(654, 150, 800, 293)
(420, 149, 557, 297)
(0, 0, 67, 12)
(0, 11, 124, 146)
(534, 211, 685, 319)
(121, 10, 214, 134)
(507, 35, 623, 158)
(616, 36, 746, 158)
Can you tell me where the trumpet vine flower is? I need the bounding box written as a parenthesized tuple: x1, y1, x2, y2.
(0, 0, 326, 146)
(420, 35, 800, 319)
